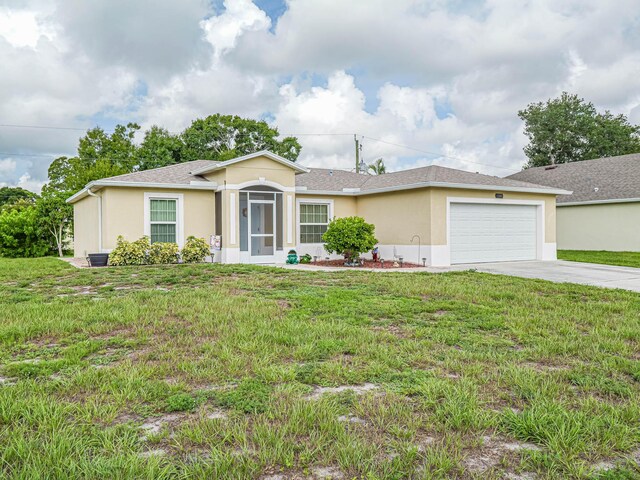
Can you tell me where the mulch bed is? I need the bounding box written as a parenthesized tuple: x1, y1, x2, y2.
(312, 259, 422, 269)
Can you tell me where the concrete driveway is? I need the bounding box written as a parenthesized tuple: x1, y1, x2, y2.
(444, 260, 640, 293)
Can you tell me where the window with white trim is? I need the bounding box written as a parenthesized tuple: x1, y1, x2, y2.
(149, 198, 177, 243)
(299, 203, 329, 243)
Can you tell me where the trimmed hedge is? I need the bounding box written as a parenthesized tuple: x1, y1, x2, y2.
(108, 235, 209, 266)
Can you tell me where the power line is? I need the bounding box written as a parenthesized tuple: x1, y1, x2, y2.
(0, 124, 88, 131)
(0, 123, 520, 173)
(0, 152, 62, 157)
(0, 123, 355, 137)
(361, 136, 519, 173)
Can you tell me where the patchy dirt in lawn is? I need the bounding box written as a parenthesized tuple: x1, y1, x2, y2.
(276, 299, 291, 309)
(0, 376, 17, 386)
(139, 413, 190, 440)
(371, 324, 411, 338)
(259, 465, 345, 480)
(206, 409, 227, 420)
(90, 325, 137, 341)
(337, 414, 367, 425)
(462, 435, 542, 473)
(139, 448, 168, 458)
(311, 466, 344, 479)
(305, 383, 379, 400)
(591, 447, 640, 474)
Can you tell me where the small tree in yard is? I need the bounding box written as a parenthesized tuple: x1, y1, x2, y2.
(322, 216, 377, 263)
(36, 186, 73, 257)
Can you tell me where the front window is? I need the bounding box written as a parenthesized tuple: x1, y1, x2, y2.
(150, 199, 177, 243)
(299, 203, 329, 243)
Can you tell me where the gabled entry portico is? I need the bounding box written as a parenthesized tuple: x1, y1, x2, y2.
(188, 151, 308, 264)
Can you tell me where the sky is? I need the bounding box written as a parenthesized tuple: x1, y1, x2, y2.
(0, 0, 639, 193)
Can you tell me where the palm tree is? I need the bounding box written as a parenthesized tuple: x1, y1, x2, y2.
(368, 158, 386, 175)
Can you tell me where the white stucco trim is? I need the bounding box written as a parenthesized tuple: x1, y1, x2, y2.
(296, 198, 334, 248)
(445, 196, 547, 266)
(229, 192, 236, 245)
(557, 198, 640, 207)
(218, 180, 296, 192)
(190, 150, 310, 175)
(143, 192, 185, 248)
(286, 195, 293, 244)
(67, 180, 217, 203)
(428, 245, 451, 267)
(542, 243, 557, 261)
(220, 247, 240, 263)
(295, 182, 570, 197)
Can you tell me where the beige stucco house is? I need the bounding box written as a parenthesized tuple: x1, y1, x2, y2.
(508, 153, 640, 252)
(68, 151, 569, 266)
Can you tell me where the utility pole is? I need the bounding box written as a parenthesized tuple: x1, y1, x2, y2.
(354, 134, 361, 173)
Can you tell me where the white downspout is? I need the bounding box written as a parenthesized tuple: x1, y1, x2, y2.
(87, 188, 103, 252)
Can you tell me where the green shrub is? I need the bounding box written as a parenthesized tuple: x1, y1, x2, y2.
(215, 379, 271, 414)
(181, 236, 210, 263)
(166, 393, 198, 412)
(0, 201, 49, 258)
(148, 242, 179, 264)
(299, 253, 312, 264)
(322, 216, 377, 262)
(109, 236, 149, 266)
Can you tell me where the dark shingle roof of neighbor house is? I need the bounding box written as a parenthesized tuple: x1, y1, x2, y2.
(506, 153, 640, 204)
(84, 158, 564, 196)
(295, 164, 561, 194)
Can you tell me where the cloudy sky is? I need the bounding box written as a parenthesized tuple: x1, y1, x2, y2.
(1, 0, 639, 193)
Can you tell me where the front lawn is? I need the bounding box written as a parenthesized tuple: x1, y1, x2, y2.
(0, 258, 639, 479)
(558, 250, 640, 269)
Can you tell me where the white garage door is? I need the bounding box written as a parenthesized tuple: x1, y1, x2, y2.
(450, 203, 537, 264)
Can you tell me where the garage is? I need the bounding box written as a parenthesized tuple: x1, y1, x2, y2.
(450, 203, 538, 264)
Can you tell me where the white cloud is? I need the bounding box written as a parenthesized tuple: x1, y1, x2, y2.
(16, 172, 45, 194)
(201, 0, 270, 61)
(0, 6, 55, 47)
(0, 158, 16, 175)
(0, 0, 639, 189)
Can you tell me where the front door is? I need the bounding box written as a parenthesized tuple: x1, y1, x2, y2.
(249, 200, 275, 263)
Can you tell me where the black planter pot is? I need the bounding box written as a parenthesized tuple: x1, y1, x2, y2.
(87, 253, 109, 267)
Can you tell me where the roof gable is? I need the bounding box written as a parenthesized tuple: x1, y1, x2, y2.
(190, 151, 309, 175)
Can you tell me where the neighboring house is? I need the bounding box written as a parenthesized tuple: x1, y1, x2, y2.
(507, 153, 640, 252)
(67, 150, 569, 266)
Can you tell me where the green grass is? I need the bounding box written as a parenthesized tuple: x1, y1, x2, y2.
(0, 257, 639, 479)
(558, 250, 640, 269)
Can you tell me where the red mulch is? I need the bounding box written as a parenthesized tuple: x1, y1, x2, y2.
(312, 259, 422, 269)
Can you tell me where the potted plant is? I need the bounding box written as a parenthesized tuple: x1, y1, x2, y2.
(87, 252, 109, 267)
(286, 249, 298, 264)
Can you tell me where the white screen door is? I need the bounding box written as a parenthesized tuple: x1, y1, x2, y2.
(249, 201, 275, 262)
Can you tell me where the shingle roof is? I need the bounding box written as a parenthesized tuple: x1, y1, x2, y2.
(296, 165, 561, 193)
(95, 157, 562, 194)
(102, 160, 217, 184)
(506, 153, 640, 203)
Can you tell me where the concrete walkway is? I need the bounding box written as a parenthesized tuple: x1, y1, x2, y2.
(282, 260, 640, 293)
